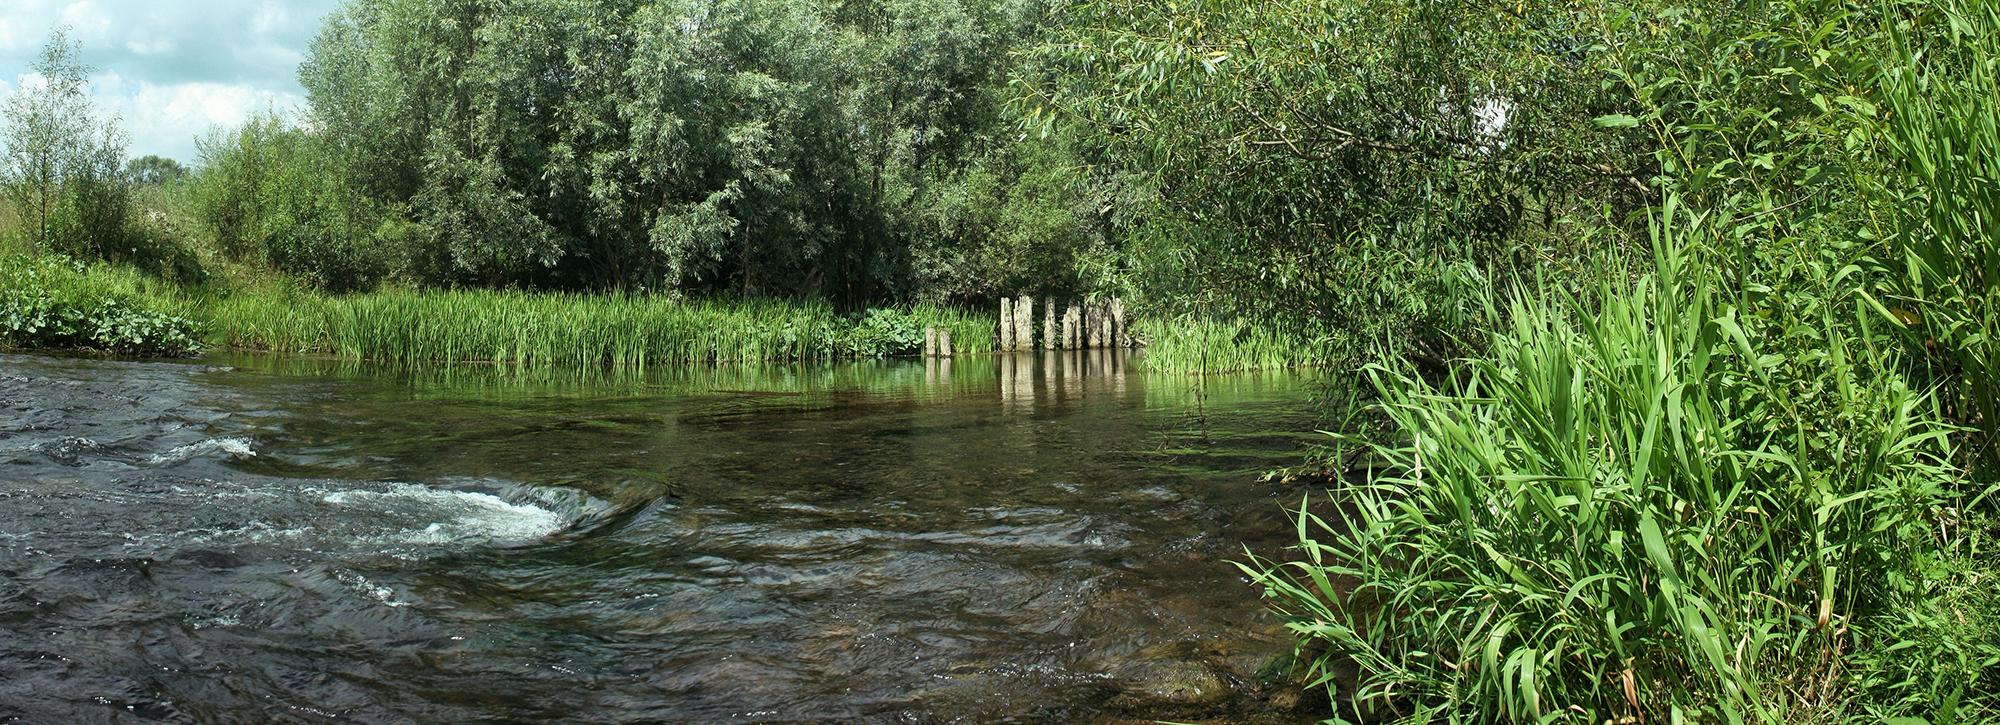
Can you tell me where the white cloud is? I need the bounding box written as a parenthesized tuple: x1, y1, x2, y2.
(58, 1, 113, 43)
(0, 0, 343, 160)
(87, 73, 306, 161)
(250, 1, 288, 35)
(124, 36, 176, 56)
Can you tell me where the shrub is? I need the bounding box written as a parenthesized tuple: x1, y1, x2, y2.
(191, 114, 395, 292)
(1239, 203, 1980, 721)
(0, 252, 200, 356)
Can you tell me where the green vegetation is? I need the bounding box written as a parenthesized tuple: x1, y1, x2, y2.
(0, 252, 199, 356)
(208, 289, 991, 366)
(1164, 0, 2000, 720)
(5, 0, 2000, 718)
(1243, 204, 1997, 720)
(1134, 318, 1341, 375)
(1871, 2, 2000, 451)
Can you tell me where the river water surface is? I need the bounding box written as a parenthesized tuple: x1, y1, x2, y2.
(1, 350, 1326, 722)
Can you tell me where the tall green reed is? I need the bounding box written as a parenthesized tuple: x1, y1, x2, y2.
(1240, 199, 1965, 722)
(1868, 0, 2000, 456)
(205, 287, 993, 368)
(1138, 316, 1340, 373)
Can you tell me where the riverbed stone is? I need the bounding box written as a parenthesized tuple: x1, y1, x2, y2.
(1107, 654, 1233, 711)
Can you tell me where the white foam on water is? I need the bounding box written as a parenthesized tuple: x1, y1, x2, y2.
(336, 571, 412, 608)
(322, 483, 567, 545)
(147, 437, 256, 465)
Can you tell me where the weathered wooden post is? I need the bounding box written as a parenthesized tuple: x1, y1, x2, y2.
(1072, 304, 1088, 350)
(1043, 299, 1058, 350)
(999, 298, 1015, 351)
(924, 327, 938, 358)
(1104, 302, 1120, 350)
(1016, 295, 1034, 351)
(1083, 302, 1100, 349)
(938, 328, 953, 357)
(1110, 298, 1126, 349)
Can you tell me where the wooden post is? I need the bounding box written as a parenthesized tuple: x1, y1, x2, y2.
(1072, 304, 1088, 350)
(1080, 302, 1096, 350)
(999, 298, 1014, 352)
(1110, 298, 1126, 349)
(1043, 300, 1057, 350)
(1016, 295, 1034, 351)
(939, 328, 953, 357)
(1104, 300, 1120, 350)
(924, 327, 938, 357)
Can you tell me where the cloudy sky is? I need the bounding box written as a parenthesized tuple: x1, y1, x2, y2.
(1, 0, 346, 163)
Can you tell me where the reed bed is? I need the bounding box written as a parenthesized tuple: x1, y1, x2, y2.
(1136, 316, 1339, 373)
(207, 287, 993, 367)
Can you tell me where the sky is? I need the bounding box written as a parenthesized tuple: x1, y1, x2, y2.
(0, 0, 346, 164)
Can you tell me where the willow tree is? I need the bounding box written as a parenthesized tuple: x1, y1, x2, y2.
(292, 0, 1093, 303)
(2, 29, 130, 257)
(1019, 0, 1658, 367)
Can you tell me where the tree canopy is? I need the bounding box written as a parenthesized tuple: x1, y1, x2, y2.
(285, 0, 1108, 302)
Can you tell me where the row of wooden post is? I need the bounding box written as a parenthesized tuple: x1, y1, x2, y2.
(1001, 296, 1125, 352)
(922, 296, 1129, 357)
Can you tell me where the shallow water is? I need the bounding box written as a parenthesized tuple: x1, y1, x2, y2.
(0, 350, 1326, 722)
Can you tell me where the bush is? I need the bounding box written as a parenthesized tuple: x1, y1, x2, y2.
(1240, 203, 1985, 721)
(191, 114, 396, 292)
(0, 252, 200, 356)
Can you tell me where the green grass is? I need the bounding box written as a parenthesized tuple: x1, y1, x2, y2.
(1238, 202, 1998, 722)
(1867, 0, 2000, 455)
(1136, 316, 1340, 373)
(204, 286, 994, 367)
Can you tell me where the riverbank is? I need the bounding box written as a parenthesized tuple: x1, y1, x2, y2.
(2, 251, 995, 366)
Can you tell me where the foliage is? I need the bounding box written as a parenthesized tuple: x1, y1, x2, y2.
(190, 114, 396, 292)
(125, 155, 188, 186)
(1240, 204, 1985, 721)
(0, 252, 200, 356)
(206, 286, 993, 367)
(293, 0, 1101, 302)
(1021, 0, 1657, 369)
(1867, 0, 2000, 455)
(1, 29, 134, 260)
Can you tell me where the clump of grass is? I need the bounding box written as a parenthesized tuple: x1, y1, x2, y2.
(1239, 202, 1985, 721)
(206, 286, 993, 367)
(1137, 316, 1340, 373)
(1868, 0, 2000, 454)
(0, 252, 201, 356)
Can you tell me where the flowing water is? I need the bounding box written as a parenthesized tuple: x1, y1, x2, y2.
(0, 350, 1329, 722)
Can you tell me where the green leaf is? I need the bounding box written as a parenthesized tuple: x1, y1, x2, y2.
(1594, 114, 1641, 128)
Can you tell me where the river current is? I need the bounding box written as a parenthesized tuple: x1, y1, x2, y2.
(1, 350, 1325, 722)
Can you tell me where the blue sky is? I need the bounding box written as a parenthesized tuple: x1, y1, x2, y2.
(1, 0, 346, 163)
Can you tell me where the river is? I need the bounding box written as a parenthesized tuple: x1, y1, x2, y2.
(0, 350, 1328, 722)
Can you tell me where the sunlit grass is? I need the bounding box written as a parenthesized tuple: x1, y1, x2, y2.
(1239, 201, 1993, 721)
(205, 287, 994, 367)
(1136, 317, 1339, 374)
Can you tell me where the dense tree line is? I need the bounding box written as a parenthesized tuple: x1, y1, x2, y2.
(191, 0, 1117, 302)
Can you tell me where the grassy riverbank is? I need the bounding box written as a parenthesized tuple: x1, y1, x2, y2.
(1243, 207, 2000, 721)
(0, 253, 202, 356)
(2, 251, 994, 365)
(208, 288, 994, 365)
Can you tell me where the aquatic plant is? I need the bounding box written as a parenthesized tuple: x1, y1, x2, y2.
(1136, 316, 1342, 374)
(206, 287, 993, 367)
